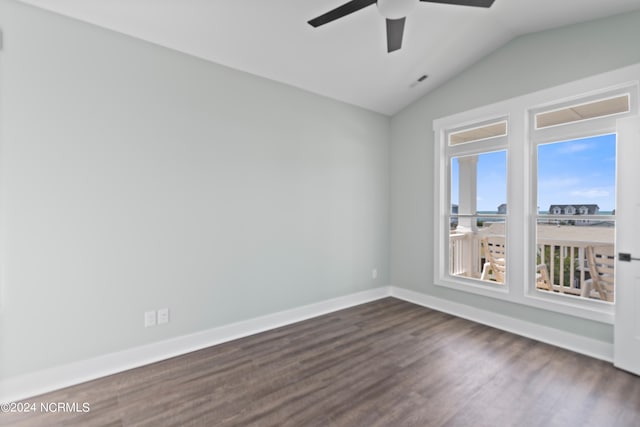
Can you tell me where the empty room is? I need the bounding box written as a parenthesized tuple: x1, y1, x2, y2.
(2, 0, 640, 426)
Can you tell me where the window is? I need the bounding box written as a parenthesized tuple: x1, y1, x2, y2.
(434, 64, 639, 322)
(438, 119, 509, 291)
(530, 90, 627, 307)
(531, 93, 626, 310)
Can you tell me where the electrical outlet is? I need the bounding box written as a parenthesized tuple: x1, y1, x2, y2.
(157, 308, 169, 325)
(372, 268, 378, 279)
(144, 310, 156, 328)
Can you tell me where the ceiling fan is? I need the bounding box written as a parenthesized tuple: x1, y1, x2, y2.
(308, 0, 495, 53)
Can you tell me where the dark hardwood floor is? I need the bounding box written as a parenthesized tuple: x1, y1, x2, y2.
(2, 298, 639, 426)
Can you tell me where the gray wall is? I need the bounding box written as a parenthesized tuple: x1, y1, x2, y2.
(390, 10, 640, 343)
(0, 0, 390, 378)
(3, 0, 639, 382)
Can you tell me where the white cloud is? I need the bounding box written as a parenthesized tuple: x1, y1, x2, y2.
(539, 177, 581, 188)
(570, 188, 609, 198)
(557, 142, 593, 154)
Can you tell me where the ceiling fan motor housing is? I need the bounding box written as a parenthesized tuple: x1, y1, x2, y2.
(377, 0, 419, 19)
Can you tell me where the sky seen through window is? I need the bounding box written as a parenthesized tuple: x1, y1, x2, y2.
(451, 133, 616, 213)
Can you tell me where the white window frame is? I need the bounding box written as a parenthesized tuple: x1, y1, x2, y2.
(436, 117, 510, 296)
(434, 63, 640, 324)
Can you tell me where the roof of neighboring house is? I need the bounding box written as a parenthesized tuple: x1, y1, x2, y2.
(548, 204, 600, 213)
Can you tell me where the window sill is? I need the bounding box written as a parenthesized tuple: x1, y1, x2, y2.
(435, 275, 510, 299)
(435, 275, 614, 325)
(524, 288, 614, 324)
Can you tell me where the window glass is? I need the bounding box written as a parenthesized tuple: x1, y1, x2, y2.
(451, 151, 507, 216)
(449, 150, 507, 284)
(536, 134, 616, 302)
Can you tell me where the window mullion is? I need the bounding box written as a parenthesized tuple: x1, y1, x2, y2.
(507, 112, 526, 300)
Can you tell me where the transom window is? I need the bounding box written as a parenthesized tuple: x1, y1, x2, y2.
(449, 120, 507, 145)
(535, 95, 630, 129)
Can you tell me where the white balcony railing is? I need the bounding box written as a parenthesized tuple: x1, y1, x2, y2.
(449, 223, 614, 301)
(449, 233, 466, 276)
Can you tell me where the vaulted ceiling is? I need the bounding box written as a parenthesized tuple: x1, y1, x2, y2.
(17, 0, 640, 115)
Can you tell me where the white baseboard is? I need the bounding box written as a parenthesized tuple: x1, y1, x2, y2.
(0, 286, 392, 403)
(2, 285, 613, 403)
(390, 286, 613, 362)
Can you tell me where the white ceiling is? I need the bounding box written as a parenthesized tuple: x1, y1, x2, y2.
(17, 0, 640, 115)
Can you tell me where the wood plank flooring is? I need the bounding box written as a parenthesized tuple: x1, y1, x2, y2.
(2, 297, 639, 426)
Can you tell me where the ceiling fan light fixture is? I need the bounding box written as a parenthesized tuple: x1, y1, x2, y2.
(377, 0, 419, 19)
